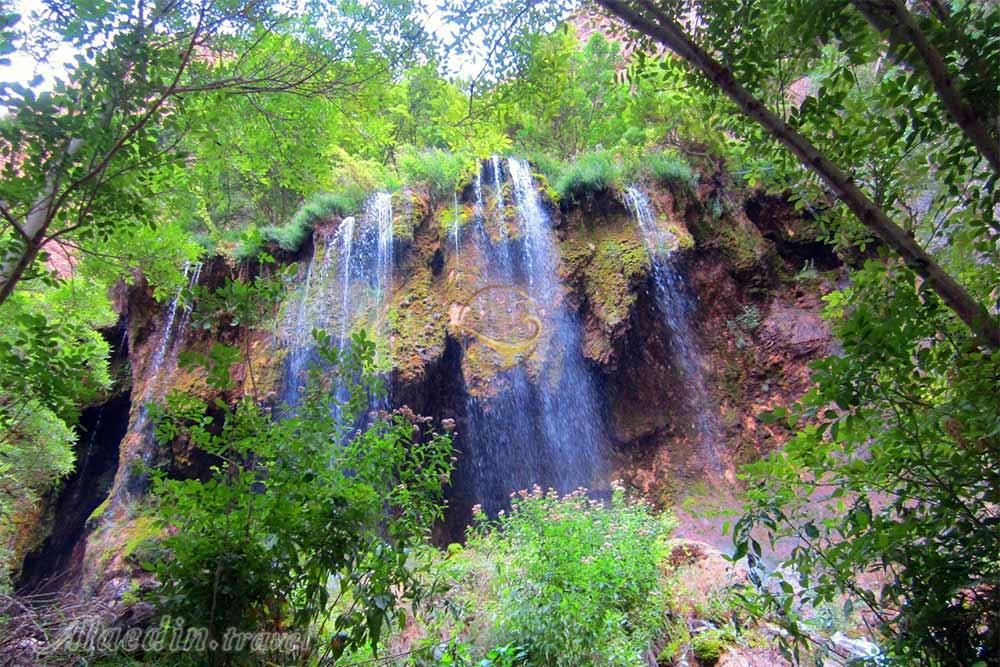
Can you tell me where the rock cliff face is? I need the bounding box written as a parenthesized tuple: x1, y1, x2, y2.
(17, 162, 840, 597)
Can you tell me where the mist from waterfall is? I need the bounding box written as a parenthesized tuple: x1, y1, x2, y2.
(624, 186, 723, 474)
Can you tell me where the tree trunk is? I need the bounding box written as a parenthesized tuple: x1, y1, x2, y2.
(0, 139, 84, 305)
(596, 0, 1000, 348)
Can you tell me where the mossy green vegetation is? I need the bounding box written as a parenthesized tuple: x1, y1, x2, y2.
(554, 150, 623, 205)
(559, 218, 653, 363)
(387, 265, 447, 384)
(586, 237, 651, 326)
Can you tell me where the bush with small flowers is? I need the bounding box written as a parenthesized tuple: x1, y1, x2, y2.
(466, 482, 676, 666)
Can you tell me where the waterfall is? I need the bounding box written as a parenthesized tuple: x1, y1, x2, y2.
(280, 192, 394, 412)
(335, 215, 357, 354)
(112, 261, 202, 504)
(490, 155, 505, 213)
(148, 263, 191, 378)
(370, 191, 394, 309)
(509, 158, 604, 486)
(452, 193, 461, 256)
(454, 159, 605, 515)
(623, 186, 723, 474)
(473, 171, 484, 222)
(172, 262, 202, 354)
(490, 155, 509, 240)
(147, 261, 203, 398)
(69, 408, 102, 509)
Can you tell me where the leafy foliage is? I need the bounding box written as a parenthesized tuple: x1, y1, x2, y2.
(735, 260, 999, 664)
(0, 277, 115, 585)
(147, 275, 454, 662)
(466, 486, 676, 666)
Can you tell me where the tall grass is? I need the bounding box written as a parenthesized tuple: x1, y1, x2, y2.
(645, 149, 695, 186)
(397, 147, 474, 202)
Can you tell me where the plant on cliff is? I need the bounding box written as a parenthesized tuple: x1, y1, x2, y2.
(554, 150, 623, 206)
(397, 147, 477, 204)
(146, 274, 454, 664)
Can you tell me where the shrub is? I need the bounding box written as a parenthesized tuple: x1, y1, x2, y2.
(289, 190, 365, 229)
(523, 151, 568, 193)
(468, 485, 676, 666)
(646, 150, 694, 187)
(553, 150, 622, 206)
(260, 218, 311, 252)
(397, 147, 474, 202)
(228, 226, 263, 262)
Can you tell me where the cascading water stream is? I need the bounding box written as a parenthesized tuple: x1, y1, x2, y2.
(112, 261, 202, 503)
(454, 158, 605, 515)
(147, 265, 189, 378)
(509, 158, 604, 482)
(173, 262, 202, 350)
(335, 215, 357, 356)
(452, 193, 461, 256)
(623, 186, 724, 474)
(145, 261, 203, 401)
(279, 192, 394, 413)
(473, 171, 484, 221)
(370, 192, 394, 304)
(491, 155, 505, 217)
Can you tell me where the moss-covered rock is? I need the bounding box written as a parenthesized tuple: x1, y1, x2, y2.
(685, 187, 772, 274)
(558, 209, 654, 364)
(392, 189, 425, 254)
(389, 265, 447, 386)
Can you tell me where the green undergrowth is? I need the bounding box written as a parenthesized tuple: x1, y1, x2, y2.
(341, 486, 686, 666)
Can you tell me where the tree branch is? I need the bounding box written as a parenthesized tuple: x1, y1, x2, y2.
(596, 0, 1000, 348)
(0, 204, 29, 240)
(0, 2, 207, 307)
(850, 0, 1000, 176)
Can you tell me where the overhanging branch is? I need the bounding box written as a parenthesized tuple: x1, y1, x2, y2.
(596, 0, 1000, 348)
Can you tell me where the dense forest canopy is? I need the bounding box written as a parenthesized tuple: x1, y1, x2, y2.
(0, 0, 997, 665)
